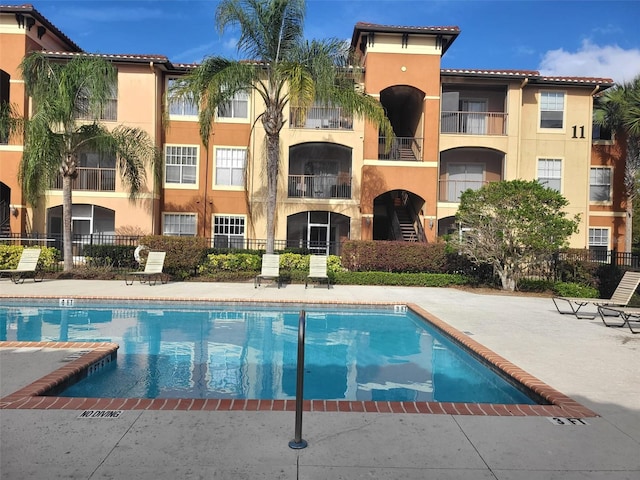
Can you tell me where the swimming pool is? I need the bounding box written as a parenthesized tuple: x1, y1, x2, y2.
(0, 301, 540, 404)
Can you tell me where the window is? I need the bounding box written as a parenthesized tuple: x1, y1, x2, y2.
(540, 91, 564, 129)
(537, 158, 562, 191)
(168, 78, 199, 116)
(165, 145, 198, 185)
(592, 124, 613, 142)
(213, 215, 245, 248)
(590, 167, 611, 202)
(163, 213, 196, 236)
(589, 227, 609, 262)
(447, 163, 484, 202)
(75, 85, 117, 121)
(0, 69, 9, 144)
(218, 91, 249, 119)
(215, 148, 246, 186)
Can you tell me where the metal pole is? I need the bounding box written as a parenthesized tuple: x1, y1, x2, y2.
(289, 310, 308, 449)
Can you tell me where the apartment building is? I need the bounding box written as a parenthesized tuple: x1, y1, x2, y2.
(0, 5, 623, 256)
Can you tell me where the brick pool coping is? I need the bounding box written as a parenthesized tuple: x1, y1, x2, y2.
(0, 296, 598, 417)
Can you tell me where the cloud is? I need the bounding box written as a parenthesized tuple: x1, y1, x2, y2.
(172, 42, 219, 63)
(538, 40, 640, 84)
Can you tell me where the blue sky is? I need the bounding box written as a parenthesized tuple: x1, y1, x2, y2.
(21, 0, 640, 83)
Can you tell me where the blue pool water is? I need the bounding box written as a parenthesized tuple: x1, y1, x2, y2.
(0, 302, 538, 404)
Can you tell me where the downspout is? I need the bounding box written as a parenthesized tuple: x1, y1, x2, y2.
(515, 77, 530, 179)
(150, 61, 158, 234)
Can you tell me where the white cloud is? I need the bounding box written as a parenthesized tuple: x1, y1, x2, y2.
(538, 40, 640, 84)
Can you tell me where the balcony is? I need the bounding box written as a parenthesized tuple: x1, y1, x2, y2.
(440, 112, 507, 135)
(290, 106, 353, 130)
(438, 179, 488, 203)
(288, 174, 351, 199)
(378, 137, 422, 161)
(52, 167, 116, 191)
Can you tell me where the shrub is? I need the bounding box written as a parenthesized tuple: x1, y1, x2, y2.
(0, 245, 58, 271)
(82, 244, 137, 269)
(140, 235, 208, 277)
(341, 241, 448, 273)
(552, 282, 599, 298)
(333, 271, 469, 287)
(517, 279, 555, 293)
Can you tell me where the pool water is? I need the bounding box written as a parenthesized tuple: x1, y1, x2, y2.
(0, 302, 537, 404)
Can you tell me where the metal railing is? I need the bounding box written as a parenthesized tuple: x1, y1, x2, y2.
(289, 106, 353, 130)
(378, 137, 422, 161)
(438, 179, 488, 202)
(74, 99, 117, 121)
(287, 174, 352, 199)
(52, 167, 116, 191)
(440, 111, 507, 135)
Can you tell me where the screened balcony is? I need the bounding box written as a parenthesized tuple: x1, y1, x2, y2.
(52, 167, 116, 191)
(288, 174, 351, 199)
(440, 85, 508, 136)
(290, 105, 353, 130)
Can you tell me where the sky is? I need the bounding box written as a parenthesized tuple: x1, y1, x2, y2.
(16, 0, 640, 84)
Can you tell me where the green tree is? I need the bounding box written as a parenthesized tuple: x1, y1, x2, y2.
(19, 52, 161, 271)
(594, 75, 640, 252)
(171, 0, 393, 253)
(455, 180, 579, 291)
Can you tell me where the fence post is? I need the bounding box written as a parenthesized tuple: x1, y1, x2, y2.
(611, 248, 617, 267)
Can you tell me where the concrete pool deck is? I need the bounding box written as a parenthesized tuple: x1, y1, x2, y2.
(1, 279, 639, 479)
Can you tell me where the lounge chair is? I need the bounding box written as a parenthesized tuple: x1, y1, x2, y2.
(552, 271, 640, 319)
(255, 254, 280, 288)
(597, 306, 640, 333)
(125, 251, 167, 286)
(305, 255, 330, 289)
(0, 248, 43, 284)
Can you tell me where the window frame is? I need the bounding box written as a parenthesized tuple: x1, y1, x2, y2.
(539, 90, 565, 131)
(216, 90, 250, 123)
(214, 146, 247, 188)
(212, 214, 246, 248)
(162, 212, 197, 237)
(537, 158, 562, 192)
(164, 144, 199, 189)
(589, 167, 612, 203)
(167, 78, 199, 119)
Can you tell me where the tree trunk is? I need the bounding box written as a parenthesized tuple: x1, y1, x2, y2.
(62, 174, 73, 272)
(626, 197, 633, 253)
(262, 97, 284, 255)
(265, 131, 279, 254)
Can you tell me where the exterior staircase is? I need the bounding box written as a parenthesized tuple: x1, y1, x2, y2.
(393, 197, 418, 242)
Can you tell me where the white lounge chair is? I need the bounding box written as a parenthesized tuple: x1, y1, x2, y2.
(125, 251, 167, 286)
(255, 254, 280, 288)
(305, 255, 330, 289)
(0, 248, 43, 284)
(552, 271, 640, 319)
(597, 305, 640, 333)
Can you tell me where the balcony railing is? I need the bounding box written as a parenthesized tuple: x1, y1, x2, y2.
(440, 111, 507, 135)
(290, 106, 353, 130)
(438, 179, 488, 202)
(378, 137, 422, 161)
(52, 167, 116, 191)
(288, 174, 351, 199)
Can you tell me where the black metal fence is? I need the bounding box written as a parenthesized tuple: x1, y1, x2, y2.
(0, 233, 340, 271)
(2, 233, 638, 277)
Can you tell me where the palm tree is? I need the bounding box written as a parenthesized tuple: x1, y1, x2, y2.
(19, 52, 160, 271)
(594, 75, 640, 252)
(172, 0, 393, 253)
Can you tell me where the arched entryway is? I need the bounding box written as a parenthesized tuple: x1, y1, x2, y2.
(372, 190, 426, 242)
(47, 204, 115, 254)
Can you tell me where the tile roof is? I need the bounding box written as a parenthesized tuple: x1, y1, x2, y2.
(441, 68, 614, 86)
(0, 3, 82, 52)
